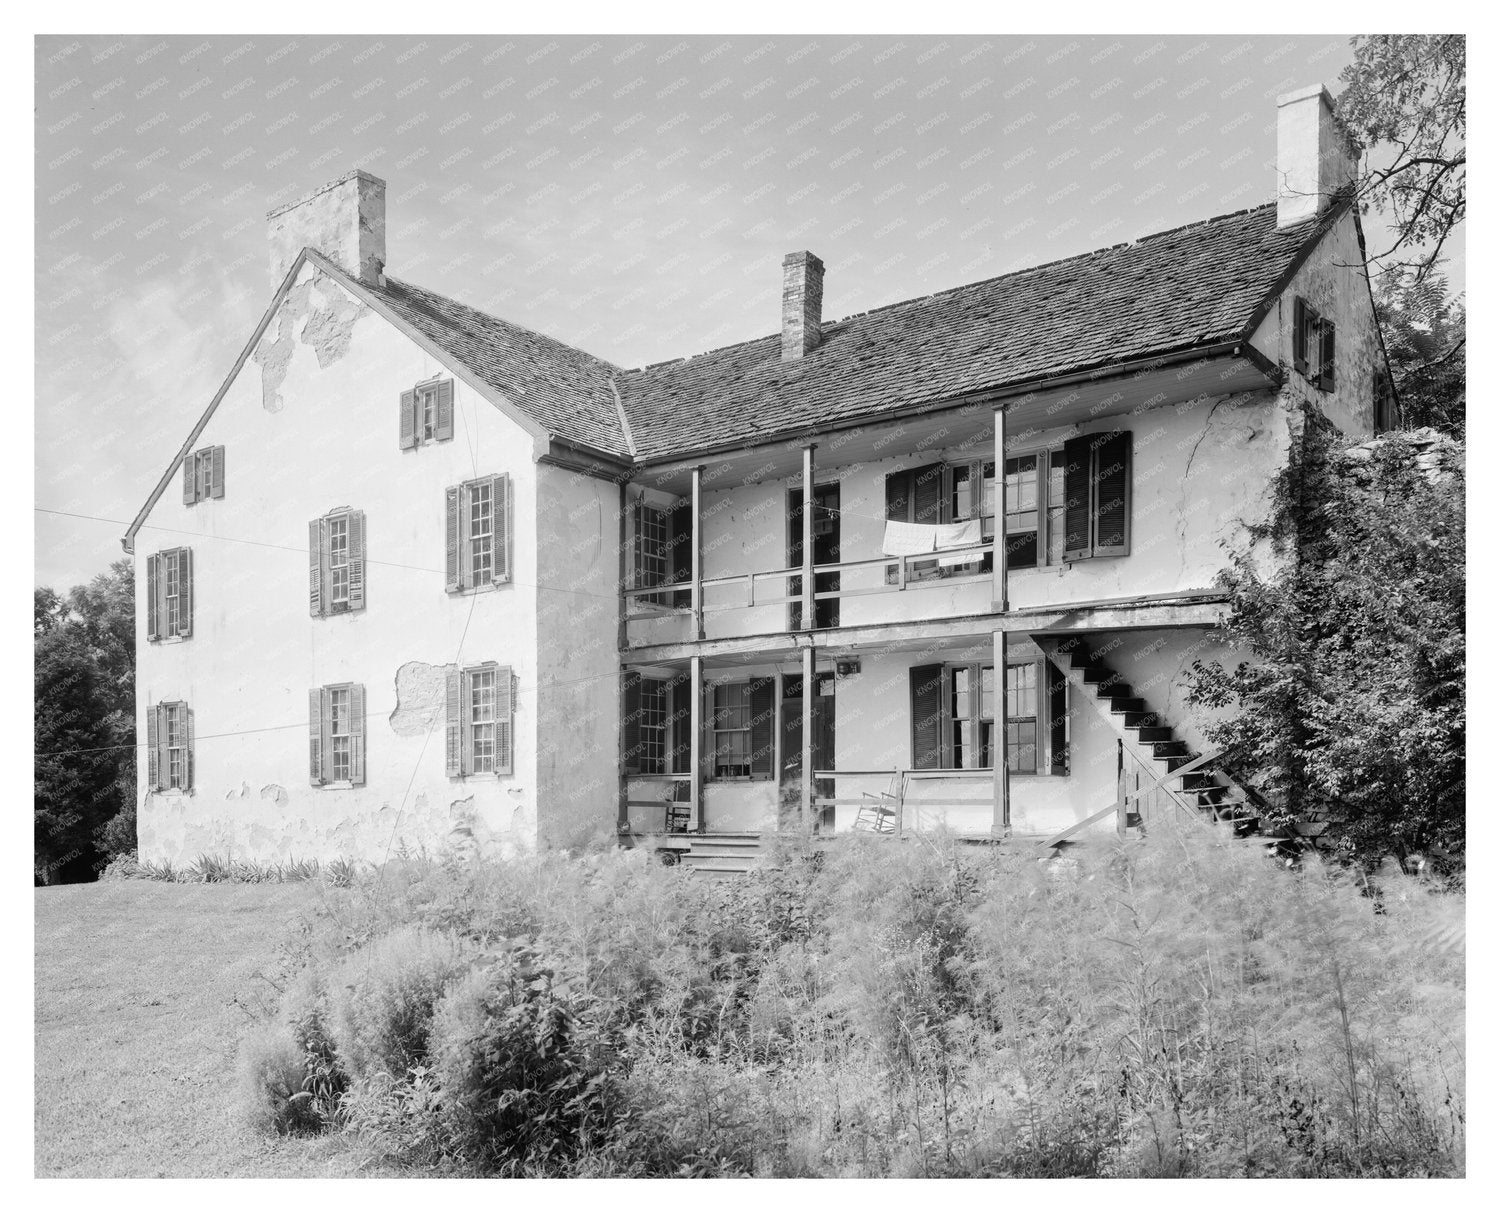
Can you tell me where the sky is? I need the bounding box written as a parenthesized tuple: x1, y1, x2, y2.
(35, 32, 1393, 592)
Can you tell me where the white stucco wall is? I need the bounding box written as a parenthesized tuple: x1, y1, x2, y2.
(133, 261, 589, 866)
(1248, 207, 1382, 440)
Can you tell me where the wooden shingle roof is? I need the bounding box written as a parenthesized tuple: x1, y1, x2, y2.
(365, 201, 1326, 464)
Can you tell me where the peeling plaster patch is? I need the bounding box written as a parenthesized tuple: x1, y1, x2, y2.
(251, 274, 370, 411)
(299, 283, 368, 368)
(259, 783, 288, 807)
(390, 661, 457, 736)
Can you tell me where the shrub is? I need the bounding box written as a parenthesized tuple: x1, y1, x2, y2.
(236, 1022, 323, 1136)
(325, 925, 472, 1083)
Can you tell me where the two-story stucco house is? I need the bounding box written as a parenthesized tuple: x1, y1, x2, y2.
(126, 84, 1392, 872)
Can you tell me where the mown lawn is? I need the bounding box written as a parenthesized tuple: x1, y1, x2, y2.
(34, 879, 365, 1177)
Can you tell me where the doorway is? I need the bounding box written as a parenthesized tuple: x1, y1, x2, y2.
(779, 672, 836, 831)
(788, 483, 840, 630)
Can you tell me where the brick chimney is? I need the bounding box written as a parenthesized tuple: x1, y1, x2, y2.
(1276, 84, 1357, 228)
(267, 168, 387, 287)
(781, 250, 825, 360)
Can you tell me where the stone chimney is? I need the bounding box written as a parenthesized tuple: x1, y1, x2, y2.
(781, 250, 825, 360)
(1276, 84, 1357, 228)
(267, 168, 387, 287)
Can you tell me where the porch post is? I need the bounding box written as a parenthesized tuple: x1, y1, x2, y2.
(993, 405, 1008, 612)
(691, 465, 704, 641)
(992, 628, 1009, 835)
(690, 654, 704, 833)
(801, 644, 815, 831)
(801, 443, 816, 630)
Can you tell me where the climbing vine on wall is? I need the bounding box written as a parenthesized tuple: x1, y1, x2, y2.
(1187, 407, 1465, 873)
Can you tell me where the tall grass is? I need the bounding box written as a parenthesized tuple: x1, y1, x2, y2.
(237, 822, 1464, 1176)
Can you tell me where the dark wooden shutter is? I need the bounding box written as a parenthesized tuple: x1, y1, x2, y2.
(445, 666, 463, 775)
(622, 670, 643, 775)
(885, 468, 911, 521)
(399, 388, 417, 450)
(1061, 435, 1092, 560)
(493, 474, 511, 584)
(183, 455, 196, 505)
(1092, 431, 1131, 556)
(750, 677, 776, 778)
(183, 705, 195, 792)
(350, 683, 366, 786)
(1317, 320, 1336, 391)
(320, 687, 334, 784)
(496, 666, 513, 775)
(309, 687, 324, 784)
(1046, 659, 1069, 776)
(146, 553, 160, 641)
(910, 663, 949, 770)
(434, 379, 455, 442)
(347, 510, 367, 610)
(445, 486, 462, 592)
(1293, 297, 1309, 376)
(211, 447, 225, 499)
(911, 462, 945, 525)
(146, 704, 160, 790)
(309, 518, 324, 617)
(666, 672, 692, 774)
(177, 549, 193, 637)
(666, 497, 692, 608)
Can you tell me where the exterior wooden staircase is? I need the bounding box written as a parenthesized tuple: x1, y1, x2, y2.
(1041, 636, 1275, 845)
(632, 830, 766, 877)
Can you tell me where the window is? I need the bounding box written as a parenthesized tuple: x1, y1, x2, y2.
(182, 446, 225, 505)
(910, 660, 1068, 773)
(446, 663, 514, 777)
(1061, 430, 1132, 561)
(885, 460, 992, 581)
(1002, 455, 1041, 569)
(309, 508, 366, 616)
(1293, 297, 1336, 391)
(399, 378, 455, 449)
(146, 701, 193, 792)
(708, 678, 777, 780)
(629, 495, 691, 609)
(623, 671, 696, 775)
(146, 548, 193, 640)
(446, 475, 512, 591)
(309, 683, 366, 786)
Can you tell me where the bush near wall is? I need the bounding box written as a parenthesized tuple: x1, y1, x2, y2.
(238, 829, 1464, 1177)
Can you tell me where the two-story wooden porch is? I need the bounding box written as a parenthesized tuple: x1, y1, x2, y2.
(616, 347, 1285, 867)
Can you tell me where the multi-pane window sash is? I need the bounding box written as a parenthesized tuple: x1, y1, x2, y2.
(1293, 297, 1337, 391)
(309, 683, 366, 786)
(910, 660, 1068, 774)
(399, 378, 455, 450)
(445, 475, 511, 592)
(145, 701, 193, 792)
(145, 547, 193, 641)
(712, 682, 752, 779)
(445, 663, 514, 777)
(182, 446, 225, 505)
(309, 508, 366, 617)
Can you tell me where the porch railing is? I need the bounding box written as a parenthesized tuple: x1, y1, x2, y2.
(811, 768, 996, 837)
(623, 542, 995, 622)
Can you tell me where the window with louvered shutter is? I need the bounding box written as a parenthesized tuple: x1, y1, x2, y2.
(349, 684, 366, 785)
(1092, 432, 1131, 556)
(445, 666, 463, 776)
(309, 687, 324, 784)
(404, 378, 456, 449)
(884, 462, 946, 583)
(309, 519, 325, 617)
(910, 663, 949, 770)
(148, 549, 193, 639)
(211, 447, 225, 498)
(623, 670, 644, 775)
(1060, 432, 1131, 560)
(1061, 437, 1093, 560)
(182, 704, 194, 792)
(749, 677, 776, 778)
(146, 704, 160, 790)
(399, 389, 418, 450)
(346, 511, 367, 610)
(1293, 296, 1310, 376)
(183, 447, 225, 504)
(183, 455, 195, 505)
(146, 553, 161, 640)
(1317, 319, 1336, 392)
(446, 476, 512, 592)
